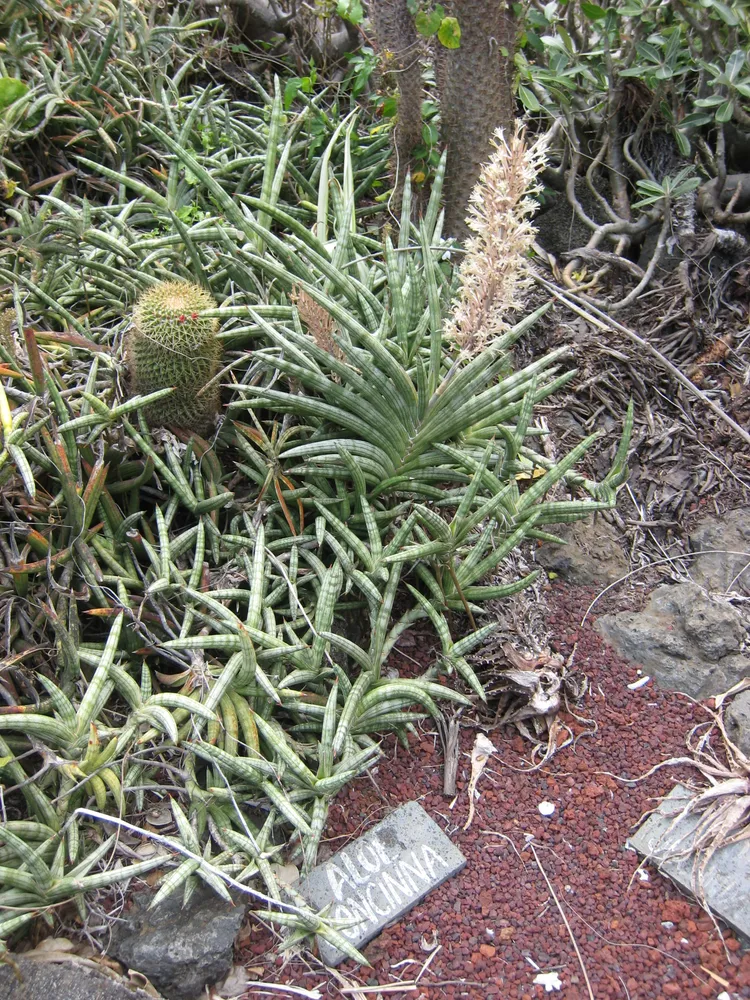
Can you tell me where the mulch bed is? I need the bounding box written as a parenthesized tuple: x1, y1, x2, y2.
(236, 582, 749, 1000)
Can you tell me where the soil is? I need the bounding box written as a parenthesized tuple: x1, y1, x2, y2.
(234, 582, 749, 1000)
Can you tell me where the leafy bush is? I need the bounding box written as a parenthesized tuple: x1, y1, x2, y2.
(519, 0, 750, 144)
(516, 0, 750, 304)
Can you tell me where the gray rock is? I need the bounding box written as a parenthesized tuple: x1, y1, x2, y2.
(649, 583, 746, 660)
(726, 690, 750, 756)
(629, 783, 750, 941)
(715, 655, 750, 694)
(689, 507, 750, 594)
(596, 582, 750, 698)
(0, 955, 158, 1000)
(107, 883, 245, 1000)
(535, 517, 629, 586)
(299, 800, 466, 966)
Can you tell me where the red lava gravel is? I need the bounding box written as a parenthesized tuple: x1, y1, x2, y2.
(235, 583, 749, 1000)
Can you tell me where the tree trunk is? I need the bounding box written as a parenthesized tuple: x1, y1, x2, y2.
(371, 0, 424, 212)
(439, 0, 518, 240)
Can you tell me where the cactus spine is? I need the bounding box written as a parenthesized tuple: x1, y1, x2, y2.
(126, 281, 221, 432)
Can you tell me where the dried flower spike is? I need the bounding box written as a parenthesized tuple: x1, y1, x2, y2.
(445, 123, 547, 358)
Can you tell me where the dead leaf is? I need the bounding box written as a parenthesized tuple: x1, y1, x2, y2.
(144, 804, 173, 827)
(492, 668, 561, 723)
(463, 733, 496, 830)
(270, 862, 299, 886)
(420, 929, 439, 951)
(25, 938, 77, 957)
(688, 334, 732, 385)
(127, 970, 162, 997)
(133, 842, 169, 860)
(216, 964, 249, 998)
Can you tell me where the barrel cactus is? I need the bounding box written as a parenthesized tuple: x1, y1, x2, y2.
(126, 281, 221, 432)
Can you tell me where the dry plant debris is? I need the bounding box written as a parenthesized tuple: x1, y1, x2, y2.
(630, 678, 750, 908)
(471, 630, 592, 772)
(462, 733, 496, 831)
(234, 586, 750, 997)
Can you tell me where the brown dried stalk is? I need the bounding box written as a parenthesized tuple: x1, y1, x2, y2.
(688, 333, 732, 386)
(0, 308, 16, 362)
(437, 709, 462, 796)
(290, 285, 343, 362)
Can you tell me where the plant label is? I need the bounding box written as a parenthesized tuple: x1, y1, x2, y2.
(299, 799, 466, 965)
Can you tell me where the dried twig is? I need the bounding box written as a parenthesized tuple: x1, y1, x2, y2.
(528, 843, 595, 1000)
(531, 270, 750, 449)
(239, 984, 323, 999)
(338, 985, 417, 995)
(437, 711, 461, 796)
(580, 547, 750, 626)
(74, 808, 310, 916)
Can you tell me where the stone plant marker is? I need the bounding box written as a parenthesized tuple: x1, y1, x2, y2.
(300, 800, 466, 965)
(629, 784, 750, 940)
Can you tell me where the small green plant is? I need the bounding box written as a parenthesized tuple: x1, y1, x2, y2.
(337, 0, 364, 25)
(632, 166, 702, 209)
(344, 45, 378, 97)
(408, 0, 461, 48)
(126, 281, 221, 433)
(0, 77, 28, 112)
(284, 63, 318, 110)
(408, 99, 441, 187)
(515, 0, 750, 303)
